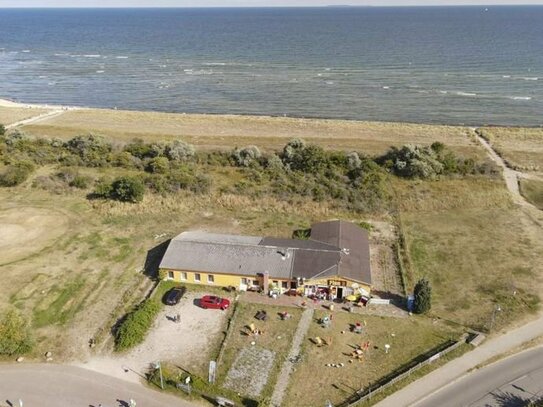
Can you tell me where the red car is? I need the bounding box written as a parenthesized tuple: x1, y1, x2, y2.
(200, 295, 230, 310)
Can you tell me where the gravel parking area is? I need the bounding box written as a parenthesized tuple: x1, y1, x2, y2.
(77, 291, 229, 382)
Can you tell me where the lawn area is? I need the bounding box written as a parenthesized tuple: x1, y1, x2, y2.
(283, 311, 462, 407)
(0, 106, 50, 125)
(479, 127, 543, 171)
(20, 107, 484, 158)
(395, 176, 543, 331)
(217, 301, 304, 403)
(520, 178, 543, 210)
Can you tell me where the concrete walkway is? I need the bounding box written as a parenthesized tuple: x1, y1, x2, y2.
(270, 308, 314, 407)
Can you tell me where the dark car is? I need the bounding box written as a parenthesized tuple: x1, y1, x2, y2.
(164, 286, 186, 305)
(200, 295, 230, 310)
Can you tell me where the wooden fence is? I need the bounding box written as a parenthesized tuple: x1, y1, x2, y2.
(341, 333, 469, 407)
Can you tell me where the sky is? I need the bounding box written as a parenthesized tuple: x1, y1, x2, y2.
(0, 0, 542, 6)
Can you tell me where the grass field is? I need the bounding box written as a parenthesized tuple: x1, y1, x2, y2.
(520, 178, 543, 210)
(480, 127, 543, 172)
(0, 106, 50, 126)
(284, 311, 462, 407)
(18, 108, 485, 158)
(395, 176, 543, 331)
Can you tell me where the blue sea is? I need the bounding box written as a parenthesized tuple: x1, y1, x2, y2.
(0, 7, 542, 126)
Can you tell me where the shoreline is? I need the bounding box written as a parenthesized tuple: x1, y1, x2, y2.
(1, 97, 542, 130)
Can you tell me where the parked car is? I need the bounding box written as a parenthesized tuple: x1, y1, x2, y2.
(200, 295, 230, 310)
(164, 286, 186, 305)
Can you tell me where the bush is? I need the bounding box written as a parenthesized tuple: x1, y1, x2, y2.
(115, 299, 161, 352)
(0, 309, 33, 356)
(145, 157, 170, 174)
(110, 176, 145, 203)
(165, 140, 195, 161)
(64, 134, 112, 167)
(0, 161, 35, 186)
(413, 278, 432, 314)
(55, 167, 91, 189)
(232, 145, 261, 167)
(0, 124, 5, 136)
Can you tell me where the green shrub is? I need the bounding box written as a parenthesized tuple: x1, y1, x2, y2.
(145, 157, 170, 174)
(0, 161, 35, 186)
(64, 134, 112, 167)
(165, 140, 195, 161)
(0, 309, 33, 356)
(115, 299, 161, 351)
(414, 278, 432, 314)
(232, 145, 261, 167)
(0, 124, 5, 136)
(110, 176, 145, 203)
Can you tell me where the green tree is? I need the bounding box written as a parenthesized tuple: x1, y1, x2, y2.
(0, 309, 33, 356)
(110, 176, 145, 203)
(413, 278, 432, 314)
(64, 134, 112, 166)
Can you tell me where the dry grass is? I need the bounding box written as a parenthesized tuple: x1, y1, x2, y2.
(396, 177, 543, 331)
(480, 127, 543, 171)
(21, 108, 484, 158)
(0, 106, 50, 126)
(217, 302, 304, 401)
(283, 311, 460, 407)
(520, 178, 543, 210)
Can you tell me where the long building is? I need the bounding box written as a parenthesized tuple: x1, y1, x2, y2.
(159, 220, 372, 299)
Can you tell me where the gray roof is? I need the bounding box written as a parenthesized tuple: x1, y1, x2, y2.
(311, 220, 372, 284)
(160, 221, 372, 285)
(160, 239, 294, 279)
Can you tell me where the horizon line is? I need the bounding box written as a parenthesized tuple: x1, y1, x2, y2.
(1, 4, 543, 9)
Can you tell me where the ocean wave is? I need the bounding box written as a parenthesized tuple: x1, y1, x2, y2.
(22, 50, 31, 53)
(383, 86, 390, 89)
(522, 77, 538, 81)
(84, 54, 101, 58)
(203, 62, 226, 66)
(456, 91, 477, 97)
(509, 96, 532, 101)
(96, 70, 105, 73)
(116, 56, 129, 59)
(502, 75, 511, 78)
(439, 90, 448, 94)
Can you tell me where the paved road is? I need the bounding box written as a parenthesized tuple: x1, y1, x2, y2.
(0, 363, 195, 407)
(416, 346, 543, 407)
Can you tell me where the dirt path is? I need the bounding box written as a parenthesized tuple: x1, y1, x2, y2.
(270, 308, 314, 407)
(5, 109, 68, 129)
(473, 128, 543, 228)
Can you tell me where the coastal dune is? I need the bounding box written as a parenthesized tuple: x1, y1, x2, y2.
(0, 98, 482, 158)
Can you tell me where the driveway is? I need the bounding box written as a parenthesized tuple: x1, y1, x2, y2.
(77, 290, 230, 383)
(0, 363, 195, 407)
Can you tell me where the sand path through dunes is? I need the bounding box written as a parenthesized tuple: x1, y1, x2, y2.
(0, 207, 70, 265)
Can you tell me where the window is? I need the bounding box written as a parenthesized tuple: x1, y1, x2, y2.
(181, 272, 187, 281)
(208, 274, 215, 284)
(241, 278, 248, 285)
(272, 280, 279, 287)
(194, 273, 201, 282)
(282, 281, 288, 289)
(167, 271, 174, 280)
